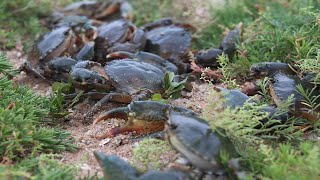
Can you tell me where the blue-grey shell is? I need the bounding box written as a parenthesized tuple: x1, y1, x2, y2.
(36, 26, 71, 60)
(105, 60, 164, 94)
(145, 26, 192, 60)
(97, 19, 130, 46)
(168, 111, 237, 170)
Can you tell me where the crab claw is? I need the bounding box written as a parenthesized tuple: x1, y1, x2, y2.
(93, 107, 129, 126)
(93, 101, 169, 138)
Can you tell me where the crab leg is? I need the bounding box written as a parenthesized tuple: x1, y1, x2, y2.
(93, 106, 165, 138)
(93, 107, 129, 125)
(83, 93, 132, 121)
(19, 61, 52, 85)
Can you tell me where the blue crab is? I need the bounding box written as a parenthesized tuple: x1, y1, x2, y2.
(142, 18, 194, 73)
(93, 100, 238, 173)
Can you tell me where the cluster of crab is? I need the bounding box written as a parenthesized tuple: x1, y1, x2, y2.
(20, 0, 319, 179)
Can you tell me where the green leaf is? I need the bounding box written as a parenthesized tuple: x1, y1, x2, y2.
(151, 93, 162, 101)
(163, 72, 175, 90)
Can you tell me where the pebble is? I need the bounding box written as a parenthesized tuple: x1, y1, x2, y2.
(99, 138, 110, 146)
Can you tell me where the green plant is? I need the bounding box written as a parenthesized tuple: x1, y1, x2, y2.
(217, 54, 239, 88)
(296, 84, 320, 121)
(0, 54, 13, 77)
(0, 78, 77, 162)
(49, 82, 83, 118)
(193, 0, 260, 50)
(0, 154, 76, 179)
(0, 55, 76, 163)
(242, 142, 320, 179)
(132, 138, 173, 171)
(131, 0, 174, 27)
(204, 90, 303, 144)
(297, 48, 320, 84)
(256, 77, 272, 104)
(152, 71, 187, 103)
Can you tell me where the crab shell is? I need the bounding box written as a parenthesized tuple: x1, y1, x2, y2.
(195, 48, 223, 68)
(106, 60, 164, 94)
(220, 23, 243, 58)
(165, 111, 238, 172)
(93, 151, 139, 180)
(144, 25, 192, 73)
(28, 26, 76, 66)
(70, 59, 165, 94)
(250, 62, 297, 78)
(94, 19, 137, 62)
(94, 151, 192, 180)
(63, 0, 133, 21)
(269, 72, 319, 121)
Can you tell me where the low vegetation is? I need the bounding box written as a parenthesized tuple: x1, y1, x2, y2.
(132, 138, 173, 171)
(0, 55, 77, 179)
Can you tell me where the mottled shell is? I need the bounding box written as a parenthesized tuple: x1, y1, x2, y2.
(105, 60, 164, 94)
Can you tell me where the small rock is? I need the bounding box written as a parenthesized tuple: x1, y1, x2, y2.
(113, 138, 122, 147)
(133, 142, 139, 148)
(175, 156, 189, 165)
(99, 138, 110, 146)
(80, 163, 91, 171)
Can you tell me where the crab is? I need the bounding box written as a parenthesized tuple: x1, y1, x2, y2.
(142, 18, 194, 73)
(74, 41, 95, 61)
(194, 48, 223, 68)
(93, 151, 192, 179)
(22, 26, 79, 82)
(215, 87, 289, 126)
(106, 51, 178, 73)
(245, 62, 319, 121)
(269, 72, 319, 121)
(250, 62, 298, 78)
(46, 14, 100, 34)
(94, 19, 146, 63)
(219, 22, 243, 58)
(93, 100, 238, 173)
(69, 59, 167, 120)
(62, 0, 133, 22)
(166, 110, 238, 172)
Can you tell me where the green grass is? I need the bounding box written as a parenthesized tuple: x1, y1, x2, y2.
(237, 0, 319, 78)
(0, 154, 76, 180)
(0, 0, 75, 50)
(0, 54, 77, 178)
(193, 0, 260, 50)
(132, 138, 173, 172)
(242, 142, 320, 179)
